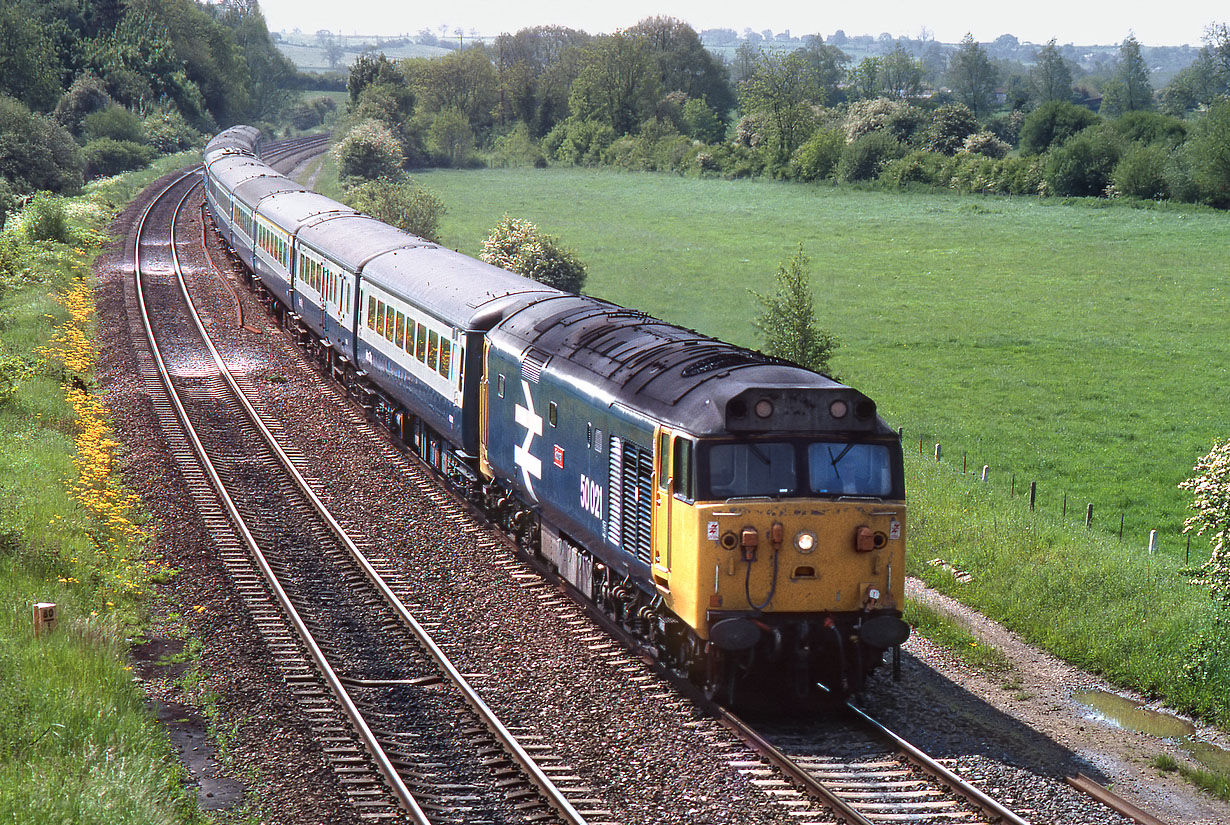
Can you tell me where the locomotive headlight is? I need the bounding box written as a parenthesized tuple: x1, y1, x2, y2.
(795, 531, 816, 553)
(754, 398, 774, 419)
(829, 399, 849, 419)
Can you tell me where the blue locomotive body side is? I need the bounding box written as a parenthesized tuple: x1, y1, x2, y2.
(483, 340, 658, 588)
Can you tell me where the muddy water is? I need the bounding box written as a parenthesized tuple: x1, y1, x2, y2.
(1075, 688, 1230, 777)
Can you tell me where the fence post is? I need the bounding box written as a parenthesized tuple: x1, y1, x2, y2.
(1148, 530, 1158, 555)
(981, 465, 989, 483)
(1063, 493, 1067, 519)
(1186, 535, 1191, 565)
(1029, 481, 1036, 511)
(919, 434, 924, 456)
(935, 443, 941, 462)
(963, 452, 967, 473)
(1085, 503, 1094, 529)
(1119, 513, 1124, 541)
(1010, 474, 1015, 497)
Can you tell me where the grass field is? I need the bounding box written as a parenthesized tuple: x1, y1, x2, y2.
(413, 167, 1228, 554)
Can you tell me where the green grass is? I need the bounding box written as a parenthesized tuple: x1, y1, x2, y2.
(903, 599, 1011, 674)
(1153, 752, 1230, 802)
(0, 193, 202, 821)
(415, 167, 1228, 552)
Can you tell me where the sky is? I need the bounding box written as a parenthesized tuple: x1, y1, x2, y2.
(256, 0, 1224, 47)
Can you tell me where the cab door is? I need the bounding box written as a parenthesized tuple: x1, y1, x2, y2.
(652, 427, 674, 583)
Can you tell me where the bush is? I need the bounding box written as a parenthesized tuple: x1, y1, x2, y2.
(21, 192, 71, 243)
(1109, 110, 1188, 147)
(838, 131, 903, 182)
(480, 216, 587, 293)
(333, 119, 405, 182)
(80, 104, 145, 144)
(691, 142, 765, 178)
(844, 98, 926, 144)
(882, 150, 949, 188)
(489, 123, 546, 168)
(791, 128, 845, 181)
(81, 138, 156, 178)
(602, 122, 696, 174)
(961, 131, 1011, 159)
(0, 96, 83, 194)
(426, 109, 476, 167)
(1044, 126, 1122, 197)
(1019, 100, 1100, 155)
(681, 98, 724, 143)
(543, 119, 616, 166)
(343, 179, 445, 242)
(54, 73, 112, 136)
(0, 178, 13, 232)
(986, 110, 1025, 147)
(1111, 143, 1171, 199)
(142, 108, 201, 154)
(924, 103, 979, 155)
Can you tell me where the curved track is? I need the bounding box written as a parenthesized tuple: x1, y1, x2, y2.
(131, 164, 596, 824)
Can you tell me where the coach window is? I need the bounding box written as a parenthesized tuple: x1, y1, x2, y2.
(415, 323, 427, 362)
(427, 330, 440, 370)
(673, 437, 694, 501)
(366, 296, 376, 329)
(438, 342, 451, 378)
(395, 313, 405, 348)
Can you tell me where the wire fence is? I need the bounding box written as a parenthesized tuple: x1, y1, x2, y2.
(903, 427, 1202, 566)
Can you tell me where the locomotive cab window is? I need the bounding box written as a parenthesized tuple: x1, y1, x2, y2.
(497, 374, 505, 398)
(672, 437, 694, 501)
(699, 439, 898, 500)
(548, 402, 557, 427)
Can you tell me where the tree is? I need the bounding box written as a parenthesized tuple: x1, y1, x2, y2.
(0, 3, 64, 111)
(738, 49, 822, 165)
(480, 216, 587, 293)
(880, 44, 923, 100)
(1030, 39, 1073, 104)
(568, 32, 659, 136)
(797, 35, 851, 103)
(947, 34, 999, 118)
(751, 245, 838, 375)
(1188, 100, 1230, 206)
(629, 16, 734, 118)
(925, 102, 979, 154)
(1101, 35, 1153, 116)
(848, 57, 883, 100)
(426, 108, 474, 166)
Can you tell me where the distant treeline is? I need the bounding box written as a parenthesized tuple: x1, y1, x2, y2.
(332, 18, 1230, 207)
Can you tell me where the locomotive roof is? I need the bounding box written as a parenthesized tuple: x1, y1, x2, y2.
(490, 296, 892, 438)
(362, 245, 563, 331)
(258, 190, 356, 232)
(295, 213, 428, 272)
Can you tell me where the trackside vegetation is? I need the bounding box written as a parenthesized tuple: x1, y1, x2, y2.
(0, 157, 212, 822)
(414, 164, 1230, 725)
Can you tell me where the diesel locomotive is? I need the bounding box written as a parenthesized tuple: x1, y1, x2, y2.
(202, 127, 910, 703)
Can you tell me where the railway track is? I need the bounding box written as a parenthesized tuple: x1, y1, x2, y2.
(129, 163, 602, 823)
(113, 139, 1163, 825)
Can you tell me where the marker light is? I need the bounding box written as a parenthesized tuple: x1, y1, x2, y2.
(829, 399, 848, 419)
(795, 531, 816, 553)
(754, 398, 774, 418)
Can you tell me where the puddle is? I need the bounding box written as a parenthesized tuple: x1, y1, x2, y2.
(1075, 688, 1230, 776)
(1074, 689, 1194, 739)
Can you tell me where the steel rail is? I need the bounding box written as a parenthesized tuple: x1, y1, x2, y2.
(134, 170, 433, 823)
(844, 701, 1032, 824)
(150, 164, 590, 825)
(713, 705, 877, 825)
(1066, 773, 1170, 825)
